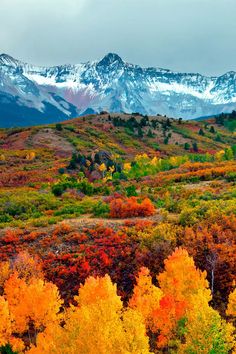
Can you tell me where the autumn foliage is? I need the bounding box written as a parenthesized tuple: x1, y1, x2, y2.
(0, 115, 236, 353)
(0, 249, 235, 353)
(109, 197, 155, 218)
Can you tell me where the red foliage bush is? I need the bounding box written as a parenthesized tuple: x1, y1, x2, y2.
(40, 225, 139, 303)
(2, 229, 22, 244)
(109, 197, 155, 218)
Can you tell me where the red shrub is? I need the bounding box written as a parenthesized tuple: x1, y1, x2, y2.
(109, 197, 155, 218)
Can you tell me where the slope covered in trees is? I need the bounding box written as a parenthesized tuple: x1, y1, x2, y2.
(0, 249, 235, 353)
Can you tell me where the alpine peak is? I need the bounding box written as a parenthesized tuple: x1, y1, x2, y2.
(1, 52, 236, 127)
(0, 53, 19, 67)
(98, 53, 124, 66)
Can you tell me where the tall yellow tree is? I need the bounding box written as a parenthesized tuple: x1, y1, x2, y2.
(153, 248, 212, 349)
(0, 295, 25, 353)
(227, 288, 236, 317)
(153, 248, 235, 352)
(0, 296, 11, 347)
(28, 274, 151, 354)
(129, 267, 162, 327)
(4, 272, 63, 334)
(157, 248, 211, 306)
(179, 290, 235, 354)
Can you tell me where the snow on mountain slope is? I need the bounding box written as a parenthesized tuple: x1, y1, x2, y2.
(0, 52, 236, 127)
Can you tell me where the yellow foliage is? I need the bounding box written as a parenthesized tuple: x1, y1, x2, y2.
(179, 293, 235, 354)
(0, 154, 6, 161)
(4, 273, 63, 333)
(121, 308, 152, 354)
(4, 273, 29, 333)
(169, 156, 179, 167)
(0, 296, 12, 347)
(139, 222, 181, 245)
(26, 323, 65, 354)
(129, 267, 162, 326)
(109, 165, 115, 173)
(123, 162, 131, 172)
(158, 248, 211, 307)
(150, 156, 158, 166)
(28, 274, 152, 354)
(227, 288, 236, 317)
(0, 261, 11, 289)
(9, 337, 25, 353)
(135, 154, 149, 163)
(98, 163, 107, 172)
(26, 151, 36, 161)
(215, 150, 225, 161)
(13, 251, 43, 281)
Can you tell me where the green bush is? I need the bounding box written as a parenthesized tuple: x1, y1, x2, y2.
(0, 344, 18, 354)
(55, 123, 62, 131)
(52, 184, 66, 196)
(58, 168, 65, 175)
(54, 204, 84, 216)
(92, 201, 110, 217)
(226, 172, 236, 182)
(125, 185, 137, 197)
(77, 180, 94, 195)
(0, 191, 59, 220)
(0, 214, 13, 223)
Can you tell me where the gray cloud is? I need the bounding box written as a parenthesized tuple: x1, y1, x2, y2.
(0, 0, 235, 75)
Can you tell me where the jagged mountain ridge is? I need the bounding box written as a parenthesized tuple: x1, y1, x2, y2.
(1, 52, 236, 127)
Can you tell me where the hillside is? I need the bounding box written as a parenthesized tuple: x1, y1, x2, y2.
(0, 112, 236, 353)
(1, 112, 235, 158)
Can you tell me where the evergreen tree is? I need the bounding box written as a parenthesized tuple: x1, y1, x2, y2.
(147, 129, 154, 138)
(192, 142, 198, 152)
(166, 118, 171, 127)
(184, 142, 190, 150)
(137, 127, 143, 138)
(210, 126, 215, 134)
(215, 133, 222, 142)
(55, 123, 62, 131)
(198, 128, 205, 136)
(164, 137, 169, 145)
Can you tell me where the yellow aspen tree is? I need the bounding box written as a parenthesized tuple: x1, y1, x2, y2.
(157, 248, 211, 306)
(129, 267, 162, 326)
(0, 261, 11, 291)
(0, 296, 12, 346)
(26, 151, 36, 161)
(28, 275, 151, 354)
(4, 273, 29, 333)
(4, 273, 62, 334)
(98, 163, 107, 178)
(153, 248, 211, 349)
(179, 291, 235, 354)
(227, 288, 236, 317)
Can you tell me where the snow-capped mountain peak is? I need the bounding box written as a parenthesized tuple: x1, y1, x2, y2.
(97, 53, 124, 66)
(1, 53, 236, 127)
(0, 53, 20, 67)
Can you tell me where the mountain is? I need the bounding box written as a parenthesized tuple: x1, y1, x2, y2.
(1, 52, 236, 127)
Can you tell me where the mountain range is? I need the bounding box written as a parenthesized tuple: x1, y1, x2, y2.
(1, 52, 236, 127)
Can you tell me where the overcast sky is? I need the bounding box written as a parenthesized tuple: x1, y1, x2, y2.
(0, 0, 236, 76)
